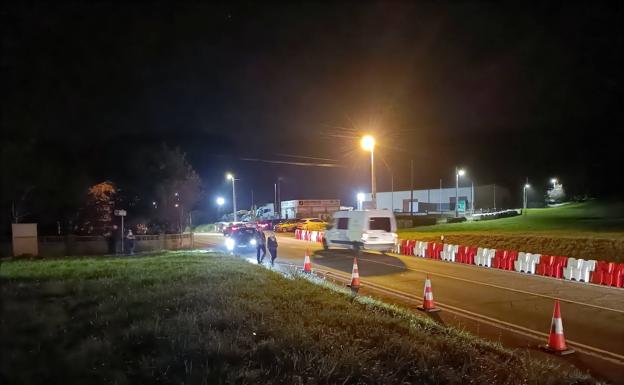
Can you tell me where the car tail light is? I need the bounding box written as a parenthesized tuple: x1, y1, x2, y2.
(232, 226, 239, 231)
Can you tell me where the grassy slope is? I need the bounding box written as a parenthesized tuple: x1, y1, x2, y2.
(0, 252, 594, 385)
(399, 202, 624, 262)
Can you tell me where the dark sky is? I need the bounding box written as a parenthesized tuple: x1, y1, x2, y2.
(2, 2, 623, 210)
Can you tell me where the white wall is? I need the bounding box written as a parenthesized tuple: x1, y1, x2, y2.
(367, 187, 474, 213)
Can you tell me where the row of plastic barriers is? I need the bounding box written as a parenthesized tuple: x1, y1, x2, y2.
(294, 229, 324, 243)
(397, 239, 624, 288)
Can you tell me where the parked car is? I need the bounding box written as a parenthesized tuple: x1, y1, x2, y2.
(296, 218, 328, 231)
(323, 209, 397, 251)
(274, 219, 301, 232)
(225, 227, 258, 251)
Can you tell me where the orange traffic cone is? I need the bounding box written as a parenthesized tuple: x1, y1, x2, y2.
(540, 300, 574, 355)
(417, 276, 440, 312)
(347, 257, 361, 290)
(303, 250, 312, 273)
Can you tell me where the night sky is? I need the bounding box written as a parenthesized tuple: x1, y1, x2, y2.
(2, 2, 623, 211)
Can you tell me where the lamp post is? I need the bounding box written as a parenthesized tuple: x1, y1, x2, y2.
(455, 167, 466, 218)
(357, 192, 365, 210)
(550, 178, 558, 189)
(523, 181, 530, 211)
(360, 135, 376, 208)
(226, 173, 238, 221)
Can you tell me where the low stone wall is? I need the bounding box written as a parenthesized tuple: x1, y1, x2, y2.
(34, 233, 193, 257)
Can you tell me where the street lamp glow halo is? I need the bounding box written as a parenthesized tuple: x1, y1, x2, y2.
(216, 197, 225, 206)
(357, 192, 365, 202)
(525, 184, 530, 189)
(360, 135, 375, 151)
(551, 178, 557, 184)
(458, 169, 466, 176)
(226, 173, 233, 180)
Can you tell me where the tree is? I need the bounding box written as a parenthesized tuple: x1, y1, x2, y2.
(77, 181, 117, 235)
(546, 183, 566, 204)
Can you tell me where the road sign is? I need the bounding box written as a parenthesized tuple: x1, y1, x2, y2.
(457, 200, 466, 213)
(114, 209, 127, 216)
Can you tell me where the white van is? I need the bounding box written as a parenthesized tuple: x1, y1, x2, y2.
(323, 209, 397, 252)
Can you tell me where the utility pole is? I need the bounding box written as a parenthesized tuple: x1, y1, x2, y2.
(493, 184, 496, 211)
(391, 173, 394, 213)
(410, 160, 414, 217)
(439, 179, 442, 215)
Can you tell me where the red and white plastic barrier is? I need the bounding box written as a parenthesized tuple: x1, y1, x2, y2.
(295, 229, 325, 244)
(394, 238, 623, 288)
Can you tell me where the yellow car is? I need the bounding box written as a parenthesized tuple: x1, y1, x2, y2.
(296, 218, 327, 231)
(273, 219, 302, 232)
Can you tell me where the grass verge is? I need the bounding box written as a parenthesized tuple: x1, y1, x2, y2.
(0, 252, 597, 384)
(400, 202, 624, 262)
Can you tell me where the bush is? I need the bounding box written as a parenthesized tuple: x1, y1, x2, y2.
(446, 217, 467, 224)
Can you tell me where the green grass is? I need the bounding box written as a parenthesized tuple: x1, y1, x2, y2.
(404, 202, 624, 234)
(0, 252, 597, 385)
(399, 202, 624, 262)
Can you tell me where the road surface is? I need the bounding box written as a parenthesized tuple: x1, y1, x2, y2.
(194, 232, 624, 383)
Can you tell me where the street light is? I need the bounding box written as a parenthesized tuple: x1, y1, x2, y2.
(216, 197, 225, 206)
(360, 135, 376, 207)
(357, 192, 365, 210)
(455, 167, 466, 217)
(523, 181, 530, 210)
(551, 178, 557, 188)
(226, 173, 238, 221)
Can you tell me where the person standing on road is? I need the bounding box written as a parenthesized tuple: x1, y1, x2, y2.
(256, 230, 266, 263)
(267, 233, 278, 267)
(127, 229, 136, 255)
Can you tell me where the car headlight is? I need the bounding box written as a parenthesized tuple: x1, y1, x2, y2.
(250, 239, 257, 245)
(361, 233, 369, 240)
(225, 238, 235, 250)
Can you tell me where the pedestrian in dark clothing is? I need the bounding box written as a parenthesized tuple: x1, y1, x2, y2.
(267, 233, 278, 267)
(256, 230, 266, 263)
(127, 230, 136, 255)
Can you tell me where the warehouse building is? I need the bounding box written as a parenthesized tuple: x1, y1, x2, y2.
(366, 184, 511, 214)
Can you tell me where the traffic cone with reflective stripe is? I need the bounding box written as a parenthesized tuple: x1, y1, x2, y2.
(417, 276, 440, 312)
(540, 300, 574, 355)
(303, 250, 312, 273)
(347, 257, 361, 294)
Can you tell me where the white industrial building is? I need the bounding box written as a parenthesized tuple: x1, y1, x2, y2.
(365, 184, 510, 214)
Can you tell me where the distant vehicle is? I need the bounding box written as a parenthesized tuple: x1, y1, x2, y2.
(296, 218, 328, 231)
(256, 219, 282, 230)
(223, 222, 246, 236)
(274, 219, 301, 232)
(323, 210, 397, 252)
(225, 227, 258, 251)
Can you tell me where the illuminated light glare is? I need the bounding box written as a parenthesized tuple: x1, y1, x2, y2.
(360, 135, 375, 151)
(357, 192, 365, 202)
(226, 173, 234, 180)
(551, 178, 557, 184)
(225, 238, 235, 251)
(250, 239, 257, 245)
(174, 203, 179, 208)
(458, 169, 466, 177)
(216, 197, 225, 206)
(525, 184, 530, 189)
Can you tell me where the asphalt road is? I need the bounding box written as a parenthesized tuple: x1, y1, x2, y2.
(194, 232, 624, 383)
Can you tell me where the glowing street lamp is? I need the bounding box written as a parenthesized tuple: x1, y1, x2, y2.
(226, 173, 238, 221)
(523, 181, 531, 210)
(356, 192, 365, 210)
(455, 167, 466, 217)
(360, 135, 376, 207)
(551, 178, 558, 188)
(216, 197, 225, 206)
